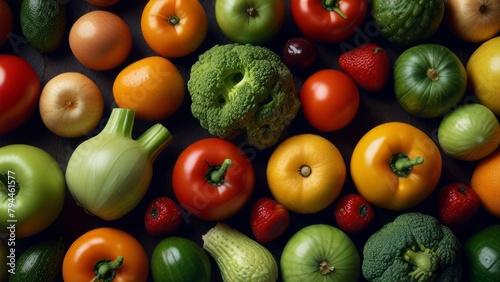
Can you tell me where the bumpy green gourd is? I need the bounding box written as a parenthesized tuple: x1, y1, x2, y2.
(372, 0, 446, 45)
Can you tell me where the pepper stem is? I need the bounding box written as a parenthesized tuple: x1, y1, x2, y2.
(389, 152, 424, 177)
(91, 256, 124, 282)
(207, 159, 232, 186)
(323, 0, 347, 19)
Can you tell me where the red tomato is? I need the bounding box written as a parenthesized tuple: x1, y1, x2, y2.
(0, 55, 40, 134)
(300, 69, 360, 131)
(172, 138, 254, 221)
(290, 0, 368, 43)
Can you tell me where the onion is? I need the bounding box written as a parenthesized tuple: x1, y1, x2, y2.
(445, 0, 500, 42)
(39, 72, 104, 138)
(438, 103, 500, 161)
(65, 108, 173, 220)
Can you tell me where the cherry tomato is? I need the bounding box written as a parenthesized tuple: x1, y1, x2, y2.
(300, 69, 360, 131)
(62, 227, 149, 282)
(172, 138, 254, 221)
(0, 55, 40, 134)
(290, 0, 368, 43)
(141, 0, 208, 58)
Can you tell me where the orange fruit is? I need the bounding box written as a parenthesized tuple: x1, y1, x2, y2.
(113, 56, 185, 121)
(266, 134, 346, 214)
(69, 10, 132, 71)
(471, 149, 500, 218)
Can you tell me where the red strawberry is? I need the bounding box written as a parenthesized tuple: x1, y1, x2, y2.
(334, 193, 375, 233)
(250, 197, 290, 243)
(437, 183, 480, 226)
(338, 43, 391, 92)
(145, 196, 183, 237)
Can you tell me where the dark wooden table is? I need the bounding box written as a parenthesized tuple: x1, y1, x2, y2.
(1, 0, 498, 281)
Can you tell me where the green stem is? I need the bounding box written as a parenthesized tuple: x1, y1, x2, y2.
(389, 152, 424, 177)
(403, 244, 439, 281)
(168, 15, 180, 26)
(206, 159, 232, 186)
(323, 0, 347, 19)
(92, 256, 124, 282)
(137, 124, 173, 160)
(102, 108, 135, 138)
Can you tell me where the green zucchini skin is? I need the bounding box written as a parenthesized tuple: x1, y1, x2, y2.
(9, 237, 65, 282)
(372, 0, 446, 45)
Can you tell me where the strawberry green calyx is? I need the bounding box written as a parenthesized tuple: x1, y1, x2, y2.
(323, 0, 347, 19)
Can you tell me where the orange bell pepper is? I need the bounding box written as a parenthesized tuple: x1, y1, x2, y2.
(62, 227, 149, 282)
(350, 122, 442, 210)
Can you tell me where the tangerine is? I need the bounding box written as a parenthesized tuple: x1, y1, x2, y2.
(471, 149, 500, 218)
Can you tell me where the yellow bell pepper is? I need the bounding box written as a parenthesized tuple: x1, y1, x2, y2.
(350, 122, 442, 210)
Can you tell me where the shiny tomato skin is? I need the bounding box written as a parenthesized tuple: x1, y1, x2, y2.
(0, 55, 40, 134)
(172, 138, 254, 221)
(290, 0, 368, 43)
(300, 69, 360, 132)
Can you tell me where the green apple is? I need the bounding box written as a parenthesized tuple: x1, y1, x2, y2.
(0, 144, 65, 238)
(215, 0, 285, 44)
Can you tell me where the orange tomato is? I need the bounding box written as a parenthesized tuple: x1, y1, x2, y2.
(113, 56, 185, 121)
(141, 0, 208, 58)
(0, 0, 13, 46)
(62, 227, 149, 282)
(69, 10, 132, 71)
(266, 134, 346, 214)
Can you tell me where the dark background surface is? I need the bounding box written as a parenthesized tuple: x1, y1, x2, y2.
(1, 0, 498, 281)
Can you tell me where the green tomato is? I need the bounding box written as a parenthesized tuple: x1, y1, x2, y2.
(215, 0, 285, 45)
(280, 224, 360, 282)
(464, 225, 500, 281)
(151, 236, 211, 282)
(394, 44, 467, 118)
(438, 103, 500, 161)
(0, 144, 65, 238)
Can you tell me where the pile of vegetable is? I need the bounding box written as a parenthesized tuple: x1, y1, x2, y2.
(1, 0, 500, 281)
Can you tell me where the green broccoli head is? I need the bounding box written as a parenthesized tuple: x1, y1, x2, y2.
(187, 44, 300, 149)
(362, 212, 462, 282)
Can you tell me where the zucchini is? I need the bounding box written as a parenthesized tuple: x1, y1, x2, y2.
(371, 0, 446, 45)
(9, 237, 65, 282)
(202, 223, 278, 282)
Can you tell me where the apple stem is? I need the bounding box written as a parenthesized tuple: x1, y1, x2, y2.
(426, 68, 439, 81)
(323, 0, 347, 19)
(246, 7, 258, 17)
(298, 165, 312, 178)
(319, 260, 335, 274)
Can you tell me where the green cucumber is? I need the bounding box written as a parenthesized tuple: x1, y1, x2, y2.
(20, 0, 67, 53)
(9, 237, 65, 282)
(371, 0, 446, 45)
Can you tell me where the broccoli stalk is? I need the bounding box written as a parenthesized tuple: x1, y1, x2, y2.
(362, 212, 462, 282)
(403, 244, 439, 281)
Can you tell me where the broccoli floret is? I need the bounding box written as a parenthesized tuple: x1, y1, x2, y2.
(187, 44, 300, 149)
(362, 212, 462, 282)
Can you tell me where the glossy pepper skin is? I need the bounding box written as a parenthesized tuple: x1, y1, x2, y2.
(350, 122, 442, 210)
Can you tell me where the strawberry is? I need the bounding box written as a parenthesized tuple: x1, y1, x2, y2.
(437, 183, 480, 226)
(338, 43, 391, 92)
(334, 193, 375, 233)
(250, 197, 290, 243)
(144, 196, 183, 237)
